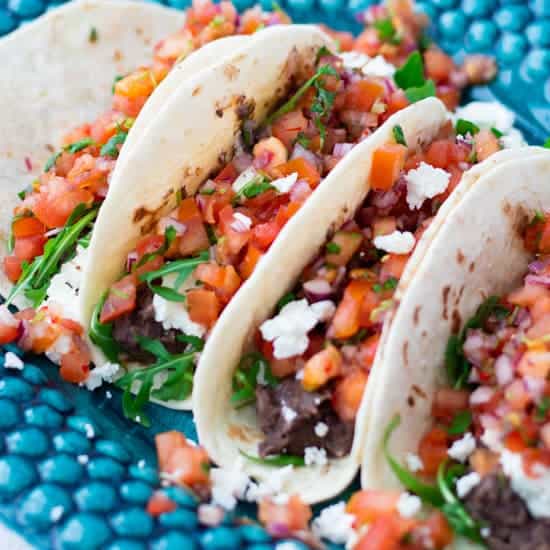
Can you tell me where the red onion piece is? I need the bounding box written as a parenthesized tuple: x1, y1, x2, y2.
(470, 386, 494, 406)
(525, 274, 550, 287)
(290, 180, 311, 203)
(158, 217, 186, 237)
(233, 152, 253, 173)
(528, 257, 550, 274)
(333, 142, 355, 157)
(290, 144, 321, 172)
(126, 251, 138, 273)
(303, 279, 333, 302)
(495, 355, 514, 386)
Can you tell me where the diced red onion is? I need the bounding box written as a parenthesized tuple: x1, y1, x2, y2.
(24, 157, 32, 172)
(332, 142, 355, 157)
(525, 274, 550, 287)
(495, 355, 514, 386)
(303, 279, 333, 302)
(290, 144, 321, 172)
(158, 217, 186, 236)
(382, 77, 396, 95)
(290, 180, 311, 203)
(524, 376, 545, 401)
(528, 257, 550, 274)
(233, 152, 253, 173)
(44, 228, 63, 238)
(333, 266, 347, 290)
(126, 251, 138, 273)
(479, 413, 499, 431)
(469, 386, 494, 406)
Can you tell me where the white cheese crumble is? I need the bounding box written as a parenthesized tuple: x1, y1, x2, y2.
(260, 299, 335, 360)
(405, 453, 424, 473)
(210, 458, 250, 510)
(0, 306, 18, 327)
(405, 162, 451, 210)
(153, 273, 205, 338)
(314, 422, 329, 438)
(304, 446, 328, 467)
(45, 245, 89, 321)
(373, 230, 415, 254)
(245, 465, 294, 502)
(230, 212, 253, 232)
(481, 427, 503, 453)
(481, 527, 491, 539)
(456, 471, 481, 498)
(453, 101, 525, 149)
(362, 55, 396, 78)
(397, 492, 422, 518)
(281, 403, 297, 423)
(4, 351, 23, 370)
(271, 172, 298, 193)
(310, 300, 336, 322)
(340, 51, 370, 70)
(45, 334, 72, 365)
(232, 166, 258, 192)
(447, 432, 476, 463)
(312, 502, 355, 544)
(501, 450, 550, 518)
(84, 362, 120, 391)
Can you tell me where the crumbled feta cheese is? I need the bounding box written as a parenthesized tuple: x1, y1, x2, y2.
(362, 55, 396, 78)
(232, 166, 258, 192)
(314, 422, 329, 438)
(310, 300, 336, 322)
(448, 432, 476, 463)
(341, 51, 370, 70)
(230, 212, 253, 232)
(373, 230, 415, 254)
(501, 450, 550, 518)
(281, 403, 297, 423)
(260, 299, 332, 359)
(4, 352, 23, 370)
(210, 458, 250, 510)
(45, 245, 89, 321)
(77, 454, 89, 465)
(45, 334, 73, 365)
(481, 427, 503, 453)
(271, 172, 298, 193)
(312, 502, 355, 544)
(153, 273, 205, 338)
(456, 471, 481, 498)
(84, 362, 120, 391)
(272, 493, 289, 505)
(405, 453, 424, 473)
(245, 465, 294, 502)
(49, 505, 64, 522)
(397, 492, 422, 518)
(405, 162, 451, 210)
(304, 446, 328, 467)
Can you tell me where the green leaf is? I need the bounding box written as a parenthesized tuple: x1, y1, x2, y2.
(89, 26, 98, 43)
(383, 414, 444, 507)
(277, 292, 296, 312)
(112, 75, 124, 94)
(536, 396, 550, 422)
(44, 151, 61, 172)
(89, 292, 120, 363)
(315, 45, 335, 63)
(240, 451, 305, 467)
(394, 51, 425, 90)
(373, 18, 401, 45)
(233, 177, 275, 203)
(490, 127, 503, 138)
(149, 284, 187, 302)
(136, 336, 171, 360)
(135, 226, 177, 269)
(544, 138, 550, 149)
(231, 352, 276, 408)
(384, 277, 398, 290)
(455, 119, 480, 137)
(392, 125, 407, 146)
(139, 251, 209, 284)
(100, 130, 127, 158)
(326, 242, 341, 254)
(176, 333, 205, 352)
(296, 132, 311, 148)
(405, 79, 436, 103)
(66, 138, 95, 154)
(448, 410, 473, 435)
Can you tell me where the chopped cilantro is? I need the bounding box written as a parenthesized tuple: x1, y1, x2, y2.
(326, 242, 342, 254)
(531, 210, 545, 224)
(112, 75, 124, 94)
(455, 119, 480, 137)
(536, 396, 550, 422)
(490, 127, 503, 138)
(66, 137, 95, 154)
(383, 277, 398, 290)
(231, 352, 278, 408)
(44, 151, 61, 173)
(277, 292, 296, 312)
(394, 51, 425, 90)
(200, 188, 216, 196)
(210, 15, 225, 27)
(315, 45, 335, 63)
(17, 189, 27, 200)
(233, 176, 274, 203)
(447, 410, 473, 435)
(405, 79, 436, 103)
(373, 18, 401, 45)
(392, 125, 407, 146)
(295, 132, 311, 148)
(100, 130, 127, 158)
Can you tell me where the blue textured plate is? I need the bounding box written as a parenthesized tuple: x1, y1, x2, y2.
(0, 1, 548, 549)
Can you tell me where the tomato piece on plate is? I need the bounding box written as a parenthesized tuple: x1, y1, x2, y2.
(258, 494, 312, 534)
(100, 275, 137, 324)
(60, 335, 91, 383)
(146, 492, 177, 517)
(347, 490, 400, 525)
(370, 144, 407, 191)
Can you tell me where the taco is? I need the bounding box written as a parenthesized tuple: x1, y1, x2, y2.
(355, 150, 550, 548)
(191, 73, 534, 502)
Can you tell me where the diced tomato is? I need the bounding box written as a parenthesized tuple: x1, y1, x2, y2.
(197, 183, 235, 225)
(3, 256, 23, 283)
(115, 69, 156, 99)
(431, 388, 470, 423)
(258, 494, 312, 534)
(14, 235, 46, 261)
(524, 217, 550, 254)
(187, 289, 220, 327)
(424, 49, 454, 83)
(318, 25, 354, 51)
(385, 90, 409, 117)
(370, 144, 407, 191)
(343, 79, 385, 112)
(437, 86, 460, 111)
(418, 427, 449, 475)
(302, 345, 343, 391)
(469, 449, 499, 477)
(259, 338, 299, 378)
(195, 264, 241, 301)
(12, 216, 45, 238)
(380, 254, 408, 282)
(25, 317, 59, 354)
(522, 448, 550, 478)
(214, 162, 238, 184)
(504, 430, 529, 453)
(517, 351, 550, 379)
(333, 368, 368, 421)
(474, 129, 500, 162)
(354, 516, 406, 550)
(273, 158, 321, 188)
(57, 318, 84, 335)
(358, 287, 381, 327)
(252, 221, 280, 251)
(358, 333, 381, 371)
(326, 231, 363, 266)
(99, 275, 137, 324)
(62, 124, 91, 148)
(330, 279, 372, 339)
(0, 306, 20, 345)
(60, 335, 91, 383)
(347, 490, 400, 525)
(271, 110, 308, 150)
(274, 201, 301, 228)
(90, 110, 123, 145)
(146, 492, 177, 517)
(218, 205, 250, 255)
(239, 245, 263, 279)
(354, 28, 382, 57)
(155, 431, 211, 489)
(33, 188, 94, 229)
(424, 140, 456, 169)
(136, 234, 164, 262)
(422, 511, 453, 549)
(134, 256, 164, 280)
(178, 217, 210, 257)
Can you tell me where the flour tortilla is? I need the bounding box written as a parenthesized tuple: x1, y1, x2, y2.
(192, 97, 451, 503)
(360, 149, 550, 495)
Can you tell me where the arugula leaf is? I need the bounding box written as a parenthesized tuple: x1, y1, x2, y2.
(447, 410, 473, 435)
(491, 127, 503, 138)
(394, 51, 425, 90)
(136, 336, 171, 360)
(100, 130, 127, 158)
(373, 18, 401, 45)
(240, 450, 305, 467)
(89, 292, 120, 363)
(149, 285, 187, 303)
(383, 414, 444, 507)
(265, 65, 338, 126)
(135, 226, 177, 269)
(392, 125, 407, 146)
(455, 119, 480, 137)
(536, 396, 550, 422)
(405, 79, 436, 103)
(176, 333, 205, 352)
(233, 176, 274, 203)
(231, 352, 277, 408)
(437, 461, 484, 543)
(315, 45, 335, 63)
(140, 252, 209, 285)
(44, 151, 62, 173)
(66, 138, 95, 154)
(277, 292, 296, 312)
(326, 242, 341, 254)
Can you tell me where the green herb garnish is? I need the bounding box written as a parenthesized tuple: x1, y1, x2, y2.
(405, 79, 436, 103)
(233, 176, 275, 203)
(176, 333, 205, 352)
(544, 138, 550, 149)
(89, 27, 98, 43)
(89, 292, 121, 363)
(100, 130, 127, 158)
(326, 242, 341, 254)
(455, 119, 480, 137)
(295, 132, 311, 148)
(447, 410, 473, 435)
(394, 51, 425, 90)
(277, 292, 296, 312)
(66, 137, 95, 154)
(373, 18, 401, 45)
(490, 127, 503, 138)
(392, 125, 407, 146)
(240, 450, 306, 467)
(536, 396, 550, 422)
(112, 75, 124, 94)
(231, 352, 278, 408)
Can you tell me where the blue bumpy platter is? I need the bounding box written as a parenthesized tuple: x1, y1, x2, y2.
(0, 0, 549, 548)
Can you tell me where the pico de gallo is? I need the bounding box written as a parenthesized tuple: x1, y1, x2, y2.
(230, 118, 503, 466)
(364, 211, 550, 550)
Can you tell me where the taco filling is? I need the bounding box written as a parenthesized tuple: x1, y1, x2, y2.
(232, 120, 505, 463)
